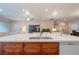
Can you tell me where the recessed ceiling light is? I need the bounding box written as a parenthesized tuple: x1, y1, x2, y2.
(22, 9, 30, 16)
(52, 10, 58, 17)
(0, 9, 3, 12)
(26, 18, 30, 21)
(45, 9, 48, 12)
(25, 11, 30, 16)
(22, 9, 26, 12)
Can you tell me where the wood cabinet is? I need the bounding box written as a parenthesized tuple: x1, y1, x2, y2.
(24, 43, 41, 55)
(0, 43, 3, 54)
(42, 43, 59, 55)
(0, 42, 59, 55)
(3, 42, 23, 55)
(23, 42, 59, 55)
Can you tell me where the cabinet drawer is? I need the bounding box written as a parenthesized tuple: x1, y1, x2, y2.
(24, 48, 40, 54)
(24, 48, 40, 53)
(24, 43, 40, 49)
(4, 42, 23, 49)
(42, 48, 59, 55)
(4, 48, 22, 55)
(42, 42, 59, 49)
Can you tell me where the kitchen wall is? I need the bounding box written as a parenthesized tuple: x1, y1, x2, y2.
(54, 19, 79, 34)
(11, 20, 53, 33)
(0, 16, 13, 36)
(68, 21, 79, 34)
(0, 16, 79, 36)
(11, 19, 79, 34)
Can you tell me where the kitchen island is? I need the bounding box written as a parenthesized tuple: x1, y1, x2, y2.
(0, 33, 79, 55)
(0, 32, 79, 42)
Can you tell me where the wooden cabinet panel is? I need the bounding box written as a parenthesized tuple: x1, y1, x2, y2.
(24, 42, 59, 55)
(3, 42, 23, 55)
(0, 42, 59, 55)
(0, 43, 3, 54)
(24, 43, 40, 55)
(4, 42, 23, 49)
(42, 49, 59, 55)
(42, 42, 59, 49)
(0, 49, 2, 54)
(24, 43, 40, 49)
(4, 48, 22, 55)
(42, 42, 59, 55)
(0, 43, 2, 54)
(24, 48, 40, 55)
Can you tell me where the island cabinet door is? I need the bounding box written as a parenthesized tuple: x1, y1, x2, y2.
(41, 42, 59, 55)
(3, 42, 23, 55)
(24, 43, 41, 55)
(0, 43, 3, 54)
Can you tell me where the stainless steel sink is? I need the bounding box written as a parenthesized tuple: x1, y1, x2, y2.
(29, 37, 52, 39)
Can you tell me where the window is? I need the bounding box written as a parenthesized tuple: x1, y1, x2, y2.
(0, 22, 9, 32)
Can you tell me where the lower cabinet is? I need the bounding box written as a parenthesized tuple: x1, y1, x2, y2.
(0, 43, 3, 54)
(24, 43, 41, 55)
(0, 42, 59, 55)
(42, 49, 58, 55)
(3, 42, 23, 55)
(60, 42, 79, 55)
(42, 43, 59, 55)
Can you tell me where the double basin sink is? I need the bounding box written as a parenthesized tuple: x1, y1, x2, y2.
(29, 36, 52, 39)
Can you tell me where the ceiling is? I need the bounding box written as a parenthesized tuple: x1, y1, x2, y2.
(0, 3, 79, 22)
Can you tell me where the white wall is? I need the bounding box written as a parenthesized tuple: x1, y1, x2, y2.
(69, 21, 79, 33)
(0, 18, 13, 36)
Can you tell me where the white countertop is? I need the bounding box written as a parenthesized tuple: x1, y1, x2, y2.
(0, 32, 79, 42)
